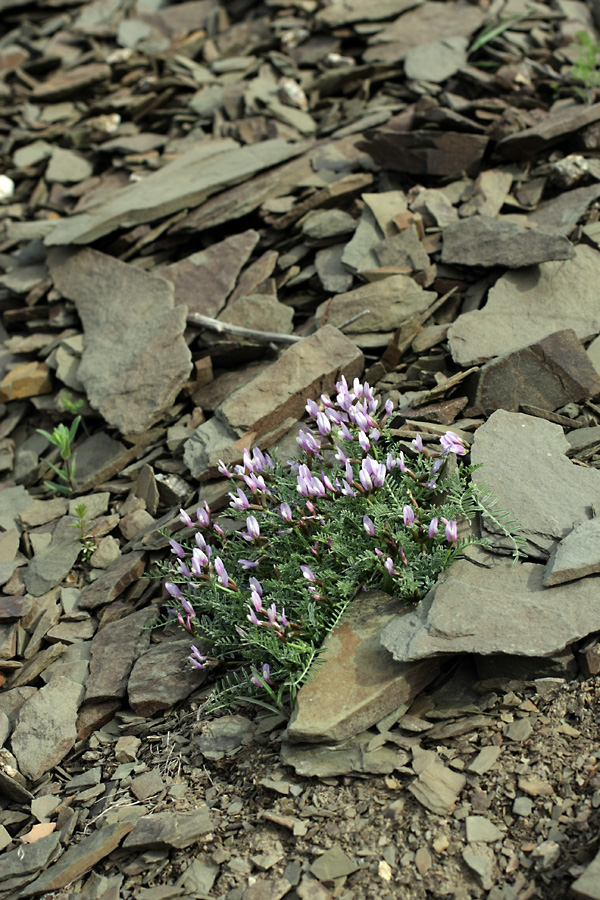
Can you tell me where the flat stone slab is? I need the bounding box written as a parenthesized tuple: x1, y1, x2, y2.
(381, 558, 600, 662)
(287, 590, 439, 743)
(128, 635, 207, 716)
(85, 607, 155, 703)
(316, 276, 437, 337)
(473, 328, 600, 414)
(79, 550, 146, 610)
(544, 518, 600, 586)
(122, 807, 213, 850)
(11, 676, 85, 781)
(471, 410, 600, 558)
(20, 822, 134, 897)
(448, 245, 600, 366)
(441, 216, 573, 268)
(281, 731, 410, 778)
(45, 138, 306, 245)
(48, 247, 191, 434)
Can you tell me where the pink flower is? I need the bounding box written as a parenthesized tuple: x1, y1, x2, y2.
(179, 508, 193, 528)
(403, 505, 415, 526)
(363, 515, 375, 536)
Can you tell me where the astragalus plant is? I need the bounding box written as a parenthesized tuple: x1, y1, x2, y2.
(155, 377, 511, 714)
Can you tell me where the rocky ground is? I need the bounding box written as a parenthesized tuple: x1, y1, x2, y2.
(2, 0, 600, 897)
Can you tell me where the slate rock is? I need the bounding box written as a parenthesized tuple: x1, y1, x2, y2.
(404, 36, 468, 83)
(20, 822, 134, 897)
(544, 518, 600, 586)
(441, 216, 573, 268)
(471, 410, 600, 557)
(341, 204, 382, 274)
(310, 845, 358, 882)
(159, 229, 259, 317)
(11, 676, 85, 781)
(24, 536, 81, 597)
(408, 746, 466, 814)
(48, 247, 191, 434)
(316, 0, 420, 25)
(571, 845, 600, 900)
(122, 807, 213, 850)
(316, 276, 436, 339)
(465, 816, 503, 843)
(381, 558, 600, 662)
(287, 591, 439, 743)
(0, 832, 62, 899)
(373, 225, 430, 272)
(448, 245, 600, 366)
(45, 138, 307, 245)
(473, 329, 600, 414)
(497, 100, 600, 160)
(301, 209, 357, 240)
(85, 607, 155, 702)
(281, 731, 409, 778)
(219, 293, 294, 335)
(529, 182, 600, 236)
(189, 325, 363, 453)
(361, 130, 488, 177)
(46, 147, 93, 184)
(315, 244, 354, 293)
(0, 484, 32, 531)
(194, 715, 256, 760)
(79, 550, 145, 610)
(128, 635, 208, 716)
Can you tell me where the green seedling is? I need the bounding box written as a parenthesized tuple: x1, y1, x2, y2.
(468, 11, 530, 56)
(571, 31, 600, 102)
(70, 502, 97, 564)
(60, 393, 85, 416)
(37, 415, 81, 495)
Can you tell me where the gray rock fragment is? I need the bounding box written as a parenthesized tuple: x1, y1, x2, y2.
(471, 410, 600, 557)
(381, 558, 600, 662)
(404, 36, 468, 83)
(48, 247, 191, 434)
(11, 676, 85, 781)
(448, 245, 600, 366)
(544, 517, 600, 585)
(122, 808, 213, 850)
(441, 215, 573, 268)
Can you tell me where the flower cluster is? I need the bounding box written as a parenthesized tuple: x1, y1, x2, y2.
(157, 376, 487, 713)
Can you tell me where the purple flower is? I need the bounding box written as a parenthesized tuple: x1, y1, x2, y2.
(169, 539, 185, 559)
(197, 505, 210, 528)
(384, 398, 394, 417)
(247, 606, 260, 626)
(359, 468, 373, 491)
(297, 428, 321, 456)
(316, 411, 331, 436)
(250, 590, 263, 613)
(341, 479, 355, 498)
(279, 502, 292, 522)
(445, 519, 458, 542)
(358, 430, 370, 453)
(398, 451, 407, 473)
(251, 663, 271, 687)
(363, 515, 375, 536)
(337, 422, 353, 441)
(428, 517, 439, 538)
(266, 603, 278, 626)
(412, 434, 423, 453)
(384, 557, 396, 576)
(403, 505, 415, 526)
(218, 459, 232, 478)
(165, 582, 183, 601)
(279, 608, 289, 628)
(300, 564, 316, 582)
(179, 508, 193, 528)
(244, 472, 267, 494)
(238, 558, 258, 569)
(191, 548, 209, 577)
(305, 398, 320, 418)
(249, 577, 263, 595)
(189, 645, 207, 669)
(177, 559, 191, 577)
(229, 488, 250, 511)
(214, 557, 229, 588)
(440, 431, 466, 456)
(181, 598, 196, 617)
(246, 515, 260, 540)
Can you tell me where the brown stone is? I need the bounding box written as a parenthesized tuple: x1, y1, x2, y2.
(0, 362, 52, 402)
(20, 821, 134, 897)
(473, 329, 600, 414)
(128, 635, 208, 716)
(30, 63, 111, 102)
(76, 699, 121, 741)
(497, 101, 600, 160)
(217, 325, 364, 441)
(85, 607, 155, 703)
(159, 229, 259, 317)
(79, 551, 146, 610)
(360, 130, 488, 177)
(288, 591, 439, 743)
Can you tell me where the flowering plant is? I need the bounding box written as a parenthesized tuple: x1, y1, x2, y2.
(155, 377, 517, 714)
